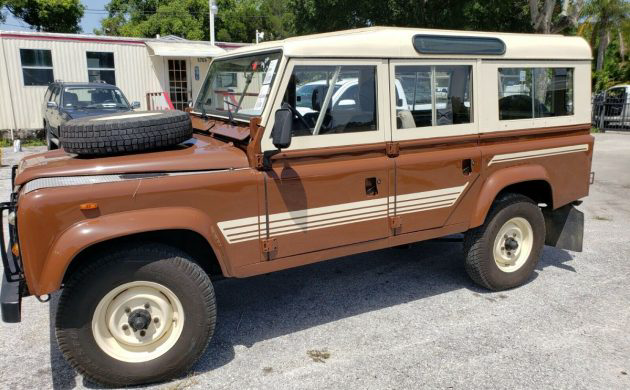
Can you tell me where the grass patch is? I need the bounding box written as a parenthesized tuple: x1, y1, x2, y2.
(591, 127, 601, 133)
(0, 139, 46, 147)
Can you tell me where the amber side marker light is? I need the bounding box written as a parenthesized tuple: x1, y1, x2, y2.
(80, 203, 99, 210)
(11, 243, 20, 257)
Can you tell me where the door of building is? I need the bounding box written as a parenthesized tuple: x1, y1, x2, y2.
(167, 59, 190, 111)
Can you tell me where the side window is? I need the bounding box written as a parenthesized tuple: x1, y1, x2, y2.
(394, 65, 472, 129)
(498, 67, 574, 120)
(282, 65, 377, 136)
(20, 49, 54, 86)
(52, 87, 61, 105)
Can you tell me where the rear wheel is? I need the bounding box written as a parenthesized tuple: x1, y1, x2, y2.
(56, 244, 216, 386)
(463, 193, 545, 291)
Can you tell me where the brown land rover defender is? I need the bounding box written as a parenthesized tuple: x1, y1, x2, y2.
(1, 28, 593, 386)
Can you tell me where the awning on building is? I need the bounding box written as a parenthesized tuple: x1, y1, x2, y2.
(145, 41, 226, 57)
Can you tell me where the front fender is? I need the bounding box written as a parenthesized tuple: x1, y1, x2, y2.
(470, 164, 552, 228)
(36, 207, 228, 295)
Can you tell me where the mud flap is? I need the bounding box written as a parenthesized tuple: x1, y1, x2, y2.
(543, 204, 584, 252)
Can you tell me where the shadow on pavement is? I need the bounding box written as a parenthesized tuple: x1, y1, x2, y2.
(48, 239, 574, 389)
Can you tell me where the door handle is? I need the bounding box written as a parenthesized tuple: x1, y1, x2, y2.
(365, 177, 380, 196)
(462, 159, 474, 175)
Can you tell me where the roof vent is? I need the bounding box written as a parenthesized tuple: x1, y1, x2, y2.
(413, 35, 506, 55)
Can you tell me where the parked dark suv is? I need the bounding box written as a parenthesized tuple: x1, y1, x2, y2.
(42, 81, 140, 149)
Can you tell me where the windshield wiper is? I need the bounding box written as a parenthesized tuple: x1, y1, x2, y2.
(223, 99, 238, 125)
(200, 102, 208, 119)
(235, 72, 254, 114)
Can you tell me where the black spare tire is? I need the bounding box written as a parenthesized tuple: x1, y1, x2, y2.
(60, 110, 193, 156)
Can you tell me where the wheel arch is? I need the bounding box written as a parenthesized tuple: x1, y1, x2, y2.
(36, 207, 230, 295)
(470, 164, 554, 229)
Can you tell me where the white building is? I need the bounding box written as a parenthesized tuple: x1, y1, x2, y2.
(0, 30, 245, 137)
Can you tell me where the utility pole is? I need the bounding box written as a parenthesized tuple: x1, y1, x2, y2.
(256, 30, 265, 44)
(209, 0, 217, 45)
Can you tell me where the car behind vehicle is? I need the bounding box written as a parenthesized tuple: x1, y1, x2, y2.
(42, 81, 140, 150)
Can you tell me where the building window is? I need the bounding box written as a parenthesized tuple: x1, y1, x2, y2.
(394, 65, 472, 129)
(87, 52, 116, 85)
(498, 67, 574, 120)
(20, 49, 54, 86)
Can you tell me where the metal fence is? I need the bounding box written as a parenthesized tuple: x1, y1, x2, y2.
(592, 95, 630, 132)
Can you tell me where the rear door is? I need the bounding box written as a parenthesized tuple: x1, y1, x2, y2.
(389, 60, 481, 233)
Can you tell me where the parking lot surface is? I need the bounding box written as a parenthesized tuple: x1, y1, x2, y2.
(0, 133, 629, 389)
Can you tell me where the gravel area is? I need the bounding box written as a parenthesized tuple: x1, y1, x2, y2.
(0, 134, 629, 390)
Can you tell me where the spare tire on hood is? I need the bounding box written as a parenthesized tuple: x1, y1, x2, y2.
(60, 110, 193, 156)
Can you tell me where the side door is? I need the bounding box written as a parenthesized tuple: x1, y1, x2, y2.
(42, 86, 53, 124)
(389, 60, 481, 234)
(260, 58, 393, 259)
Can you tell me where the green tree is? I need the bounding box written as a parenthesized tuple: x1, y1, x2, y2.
(528, 0, 583, 34)
(291, 0, 532, 35)
(2, 0, 84, 32)
(97, 0, 294, 42)
(581, 0, 629, 72)
(97, 0, 209, 40)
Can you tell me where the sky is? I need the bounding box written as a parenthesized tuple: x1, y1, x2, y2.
(0, 0, 109, 34)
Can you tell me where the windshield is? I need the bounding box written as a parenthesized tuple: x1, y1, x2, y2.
(63, 87, 129, 109)
(194, 51, 282, 121)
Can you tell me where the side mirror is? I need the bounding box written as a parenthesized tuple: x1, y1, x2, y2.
(271, 108, 292, 149)
(131, 101, 141, 109)
(47, 101, 57, 108)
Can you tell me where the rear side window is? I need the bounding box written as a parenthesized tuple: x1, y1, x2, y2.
(394, 65, 472, 129)
(498, 67, 574, 120)
(44, 87, 53, 102)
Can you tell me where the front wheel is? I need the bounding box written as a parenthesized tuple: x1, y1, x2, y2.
(463, 193, 545, 291)
(45, 124, 58, 150)
(56, 244, 216, 386)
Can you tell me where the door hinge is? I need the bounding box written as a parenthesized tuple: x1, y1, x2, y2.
(255, 154, 265, 170)
(386, 142, 400, 158)
(389, 216, 402, 229)
(261, 238, 277, 253)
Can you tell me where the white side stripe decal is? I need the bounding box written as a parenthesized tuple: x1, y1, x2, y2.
(488, 144, 589, 165)
(217, 183, 468, 244)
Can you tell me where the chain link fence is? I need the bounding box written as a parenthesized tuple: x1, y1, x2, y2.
(592, 94, 630, 132)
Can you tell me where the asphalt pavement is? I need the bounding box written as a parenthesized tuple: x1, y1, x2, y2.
(0, 133, 629, 389)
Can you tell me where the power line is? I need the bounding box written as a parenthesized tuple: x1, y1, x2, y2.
(82, 8, 275, 18)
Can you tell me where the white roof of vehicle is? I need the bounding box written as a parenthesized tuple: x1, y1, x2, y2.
(221, 26, 592, 61)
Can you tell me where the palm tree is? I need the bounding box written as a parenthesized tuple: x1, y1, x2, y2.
(581, 0, 630, 71)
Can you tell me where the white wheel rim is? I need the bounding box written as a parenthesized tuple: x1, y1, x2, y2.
(91, 281, 185, 363)
(493, 217, 534, 273)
